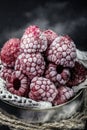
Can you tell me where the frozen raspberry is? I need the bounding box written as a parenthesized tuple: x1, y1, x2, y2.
(0, 66, 13, 80)
(20, 25, 47, 53)
(53, 86, 74, 105)
(6, 71, 30, 96)
(15, 53, 45, 80)
(44, 29, 58, 46)
(29, 77, 58, 102)
(1, 38, 20, 67)
(67, 61, 87, 87)
(47, 35, 77, 68)
(45, 63, 70, 85)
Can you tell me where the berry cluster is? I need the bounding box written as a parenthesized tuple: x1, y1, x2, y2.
(0, 25, 87, 106)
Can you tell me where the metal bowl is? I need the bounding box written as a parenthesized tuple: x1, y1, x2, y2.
(0, 90, 83, 123)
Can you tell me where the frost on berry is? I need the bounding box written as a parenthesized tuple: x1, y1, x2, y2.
(15, 53, 45, 80)
(44, 29, 58, 46)
(6, 71, 30, 96)
(29, 77, 58, 102)
(45, 63, 57, 82)
(47, 35, 77, 68)
(53, 86, 74, 105)
(0, 66, 13, 80)
(67, 61, 87, 87)
(20, 25, 47, 53)
(1, 38, 20, 67)
(45, 63, 70, 85)
(56, 67, 70, 85)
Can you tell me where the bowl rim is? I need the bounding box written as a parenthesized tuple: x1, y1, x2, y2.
(0, 90, 83, 111)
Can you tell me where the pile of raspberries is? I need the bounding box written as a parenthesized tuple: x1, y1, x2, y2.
(0, 25, 87, 106)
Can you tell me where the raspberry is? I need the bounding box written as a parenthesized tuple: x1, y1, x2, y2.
(44, 29, 58, 46)
(15, 53, 45, 80)
(53, 86, 74, 105)
(0, 66, 13, 80)
(29, 77, 58, 102)
(20, 25, 47, 53)
(6, 71, 29, 96)
(1, 38, 20, 67)
(67, 61, 87, 87)
(47, 35, 77, 68)
(45, 63, 70, 85)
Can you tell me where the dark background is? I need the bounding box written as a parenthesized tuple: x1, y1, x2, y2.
(0, 0, 87, 129)
(0, 0, 87, 50)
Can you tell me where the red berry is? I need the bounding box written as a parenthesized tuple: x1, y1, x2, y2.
(1, 38, 20, 67)
(6, 71, 30, 96)
(15, 53, 45, 80)
(53, 86, 74, 105)
(44, 29, 58, 46)
(45, 63, 70, 85)
(29, 77, 58, 102)
(20, 25, 47, 53)
(67, 61, 87, 87)
(47, 35, 77, 68)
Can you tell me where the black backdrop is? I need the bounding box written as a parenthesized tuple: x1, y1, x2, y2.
(0, 0, 87, 50)
(0, 0, 87, 129)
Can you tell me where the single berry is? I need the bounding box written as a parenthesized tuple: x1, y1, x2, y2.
(44, 29, 58, 46)
(0, 66, 13, 80)
(47, 35, 77, 68)
(15, 53, 45, 80)
(1, 38, 20, 67)
(53, 86, 74, 105)
(29, 77, 58, 102)
(67, 61, 87, 87)
(45, 63, 70, 85)
(20, 25, 47, 53)
(6, 71, 30, 96)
